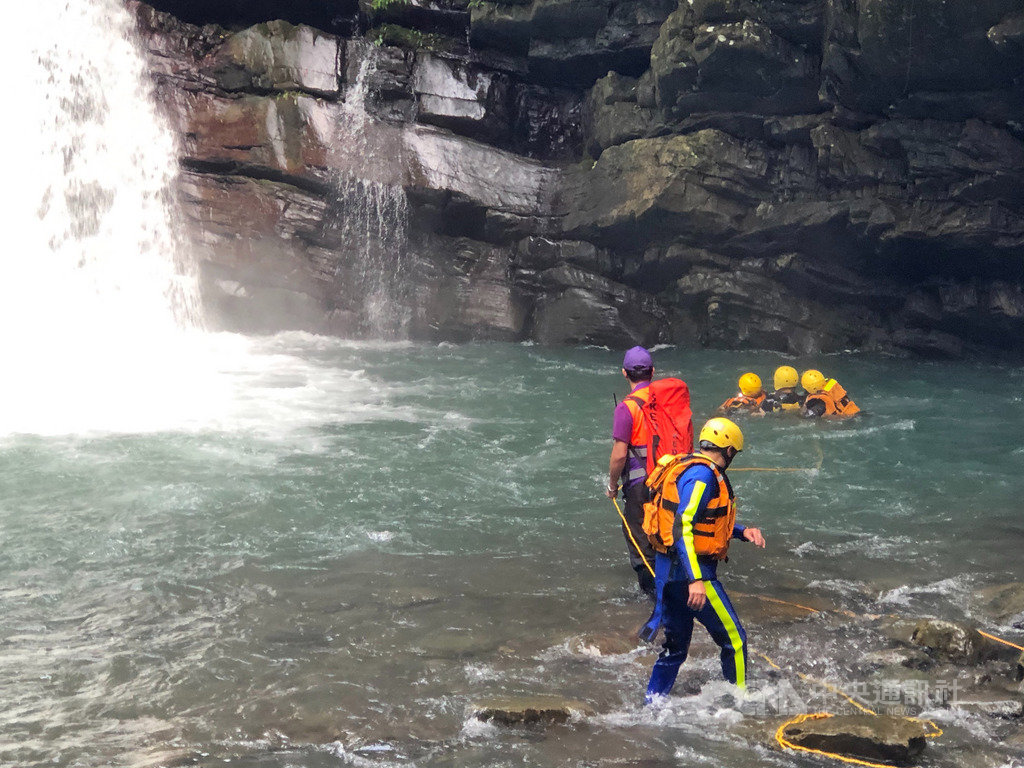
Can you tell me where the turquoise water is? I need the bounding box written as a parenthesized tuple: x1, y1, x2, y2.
(1, 336, 1022, 767)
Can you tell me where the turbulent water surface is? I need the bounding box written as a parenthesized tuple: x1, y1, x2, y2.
(4, 0, 1022, 765)
(1, 340, 1022, 768)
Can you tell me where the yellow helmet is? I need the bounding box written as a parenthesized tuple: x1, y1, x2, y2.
(774, 365, 799, 390)
(801, 369, 826, 393)
(738, 372, 762, 398)
(699, 417, 744, 452)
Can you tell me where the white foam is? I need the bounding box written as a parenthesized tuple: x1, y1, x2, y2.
(877, 576, 973, 607)
(459, 716, 499, 739)
(816, 420, 916, 440)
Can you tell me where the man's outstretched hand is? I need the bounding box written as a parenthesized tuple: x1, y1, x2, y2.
(743, 527, 766, 548)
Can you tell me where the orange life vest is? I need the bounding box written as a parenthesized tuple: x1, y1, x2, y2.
(642, 453, 736, 560)
(805, 379, 860, 418)
(717, 391, 765, 414)
(622, 386, 652, 484)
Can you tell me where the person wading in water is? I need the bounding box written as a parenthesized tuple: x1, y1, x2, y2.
(606, 346, 660, 599)
(642, 417, 766, 701)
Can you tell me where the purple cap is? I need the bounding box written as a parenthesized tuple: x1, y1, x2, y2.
(622, 346, 653, 370)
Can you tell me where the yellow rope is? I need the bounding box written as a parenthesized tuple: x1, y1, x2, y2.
(735, 592, 821, 614)
(612, 497, 655, 578)
(761, 650, 944, 768)
(978, 629, 1024, 652)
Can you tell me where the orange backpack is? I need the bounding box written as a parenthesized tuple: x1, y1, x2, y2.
(624, 378, 694, 475)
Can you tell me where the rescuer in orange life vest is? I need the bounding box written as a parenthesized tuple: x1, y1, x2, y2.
(716, 372, 767, 416)
(606, 346, 660, 598)
(801, 369, 861, 418)
(762, 365, 805, 414)
(643, 417, 765, 701)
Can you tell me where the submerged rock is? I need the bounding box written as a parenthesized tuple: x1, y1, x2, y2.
(780, 714, 931, 765)
(975, 583, 1024, 627)
(860, 647, 934, 672)
(955, 694, 1024, 719)
(471, 695, 593, 726)
(910, 619, 1007, 664)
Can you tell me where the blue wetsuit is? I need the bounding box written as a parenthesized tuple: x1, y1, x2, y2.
(645, 463, 750, 701)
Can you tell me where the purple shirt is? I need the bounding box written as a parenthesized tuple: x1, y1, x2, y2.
(613, 382, 650, 487)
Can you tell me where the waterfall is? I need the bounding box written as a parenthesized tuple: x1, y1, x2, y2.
(327, 43, 412, 339)
(0, 0, 206, 435)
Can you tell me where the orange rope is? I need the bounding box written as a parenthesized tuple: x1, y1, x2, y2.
(978, 629, 1024, 652)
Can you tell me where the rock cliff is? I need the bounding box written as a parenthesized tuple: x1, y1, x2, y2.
(132, 0, 1024, 355)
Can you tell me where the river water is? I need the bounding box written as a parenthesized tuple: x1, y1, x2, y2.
(1, 340, 1022, 768)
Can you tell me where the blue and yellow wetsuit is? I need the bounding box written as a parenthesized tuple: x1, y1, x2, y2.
(646, 463, 750, 701)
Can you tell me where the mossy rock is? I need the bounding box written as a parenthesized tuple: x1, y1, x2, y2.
(471, 695, 594, 726)
(369, 24, 456, 51)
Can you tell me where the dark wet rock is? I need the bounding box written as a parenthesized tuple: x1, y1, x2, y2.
(133, 0, 1024, 354)
(516, 236, 612, 274)
(471, 0, 677, 87)
(411, 236, 530, 341)
(988, 10, 1024, 55)
(471, 695, 593, 725)
(362, 0, 471, 39)
(412, 53, 512, 143)
(142, 0, 360, 32)
(976, 583, 1024, 627)
(651, 10, 820, 119)
(381, 586, 448, 609)
(955, 693, 1024, 719)
(861, 648, 934, 672)
(910, 619, 1007, 664)
(781, 714, 931, 765)
(732, 592, 821, 624)
(208, 20, 342, 97)
(417, 630, 501, 659)
(822, 0, 1024, 124)
(530, 265, 669, 346)
(585, 72, 656, 154)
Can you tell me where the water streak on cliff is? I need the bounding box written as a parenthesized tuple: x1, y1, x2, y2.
(327, 43, 411, 338)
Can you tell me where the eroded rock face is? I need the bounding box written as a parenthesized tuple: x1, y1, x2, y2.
(132, 0, 1024, 353)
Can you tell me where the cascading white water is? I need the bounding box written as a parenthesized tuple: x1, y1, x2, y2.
(329, 44, 412, 338)
(8, 0, 201, 332)
(0, 0, 210, 435)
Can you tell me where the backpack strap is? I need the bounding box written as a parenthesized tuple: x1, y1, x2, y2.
(623, 393, 650, 469)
